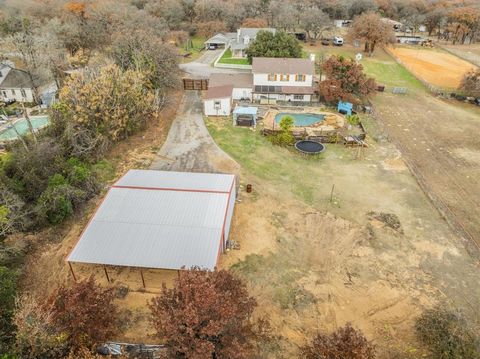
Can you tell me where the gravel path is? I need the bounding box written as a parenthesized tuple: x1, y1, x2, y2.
(150, 91, 239, 174)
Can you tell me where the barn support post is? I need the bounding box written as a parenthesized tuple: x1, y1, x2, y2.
(68, 262, 77, 282)
(104, 266, 110, 283)
(140, 269, 146, 288)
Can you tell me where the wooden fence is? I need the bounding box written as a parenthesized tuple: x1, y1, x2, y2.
(182, 78, 208, 90)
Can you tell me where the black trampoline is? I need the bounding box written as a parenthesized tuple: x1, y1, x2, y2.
(295, 140, 325, 154)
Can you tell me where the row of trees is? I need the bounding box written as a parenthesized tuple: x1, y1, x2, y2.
(1, 0, 479, 50)
(11, 268, 378, 358)
(10, 266, 478, 358)
(0, 2, 181, 355)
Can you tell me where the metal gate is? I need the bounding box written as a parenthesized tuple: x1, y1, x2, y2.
(183, 78, 208, 90)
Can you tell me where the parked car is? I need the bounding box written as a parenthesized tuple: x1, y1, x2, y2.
(321, 38, 330, 46)
(333, 36, 344, 46)
(207, 44, 218, 50)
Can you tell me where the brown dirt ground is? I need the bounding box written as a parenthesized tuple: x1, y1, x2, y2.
(389, 46, 477, 89)
(372, 91, 480, 254)
(14, 88, 480, 358)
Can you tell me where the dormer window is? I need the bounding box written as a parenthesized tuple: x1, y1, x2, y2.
(268, 74, 277, 81)
(295, 74, 306, 81)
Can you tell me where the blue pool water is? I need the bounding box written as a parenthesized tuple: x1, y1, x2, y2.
(274, 112, 325, 127)
(0, 116, 49, 141)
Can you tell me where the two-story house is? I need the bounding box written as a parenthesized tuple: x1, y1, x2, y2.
(252, 57, 315, 103)
(230, 28, 276, 58)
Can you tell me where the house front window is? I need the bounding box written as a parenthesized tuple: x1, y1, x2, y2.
(280, 74, 290, 81)
(268, 74, 277, 81)
(214, 100, 221, 109)
(1, 91, 6, 97)
(20, 89, 26, 98)
(295, 74, 306, 82)
(11, 89, 15, 95)
(293, 94, 304, 100)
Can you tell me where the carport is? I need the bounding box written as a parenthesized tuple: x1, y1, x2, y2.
(233, 106, 258, 127)
(204, 34, 231, 49)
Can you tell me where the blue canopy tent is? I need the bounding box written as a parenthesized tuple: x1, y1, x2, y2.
(337, 101, 353, 116)
(232, 106, 258, 127)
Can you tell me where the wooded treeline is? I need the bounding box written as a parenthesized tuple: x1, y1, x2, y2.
(1, 0, 480, 46)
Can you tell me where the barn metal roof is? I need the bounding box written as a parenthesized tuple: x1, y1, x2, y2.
(67, 170, 235, 270)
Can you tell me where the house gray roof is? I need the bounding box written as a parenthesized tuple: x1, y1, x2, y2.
(67, 169, 236, 271)
(252, 57, 315, 75)
(204, 32, 237, 45)
(204, 84, 233, 100)
(209, 73, 253, 88)
(231, 28, 276, 50)
(0, 68, 33, 89)
(238, 28, 276, 39)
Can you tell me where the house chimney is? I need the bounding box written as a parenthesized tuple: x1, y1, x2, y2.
(309, 53, 316, 62)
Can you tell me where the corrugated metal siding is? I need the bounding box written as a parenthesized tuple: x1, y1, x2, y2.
(115, 169, 235, 192)
(223, 182, 236, 251)
(68, 170, 236, 270)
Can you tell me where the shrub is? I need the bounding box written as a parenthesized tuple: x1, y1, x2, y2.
(269, 116, 295, 147)
(0, 266, 17, 353)
(149, 268, 269, 359)
(35, 174, 86, 224)
(301, 324, 376, 359)
(415, 306, 480, 359)
(44, 276, 118, 349)
(346, 114, 361, 126)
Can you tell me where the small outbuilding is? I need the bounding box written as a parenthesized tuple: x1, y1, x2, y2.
(203, 85, 233, 116)
(233, 106, 258, 127)
(67, 170, 237, 280)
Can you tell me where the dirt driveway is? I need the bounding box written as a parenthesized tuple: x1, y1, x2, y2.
(150, 90, 239, 174)
(373, 92, 480, 253)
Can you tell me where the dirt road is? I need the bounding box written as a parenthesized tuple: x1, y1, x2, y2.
(373, 92, 480, 253)
(150, 91, 239, 174)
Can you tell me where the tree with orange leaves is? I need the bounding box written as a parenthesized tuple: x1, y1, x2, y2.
(149, 268, 271, 359)
(320, 55, 376, 104)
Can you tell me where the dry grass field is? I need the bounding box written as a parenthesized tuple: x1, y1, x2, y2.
(440, 43, 480, 67)
(388, 46, 477, 89)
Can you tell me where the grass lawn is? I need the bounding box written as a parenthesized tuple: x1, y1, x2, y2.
(178, 35, 206, 63)
(304, 44, 426, 92)
(218, 48, 250, 65)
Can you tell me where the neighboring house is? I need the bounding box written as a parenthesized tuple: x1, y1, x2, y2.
(203, 73, 253, 116)
(252, 57, 315, 103)
(396, 35, 426, 45)
(381, 18, 403, 31)
(230, 28, 276, 58)
(204, 28, 276, 58)
(204, 33, 237, 49)
(0, 64, 35, 103)
(334, 19, 352, 28)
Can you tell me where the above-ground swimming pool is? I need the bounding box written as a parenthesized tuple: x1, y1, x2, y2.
(274, 112, 325, 127)
(0, 115, 49, 141)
